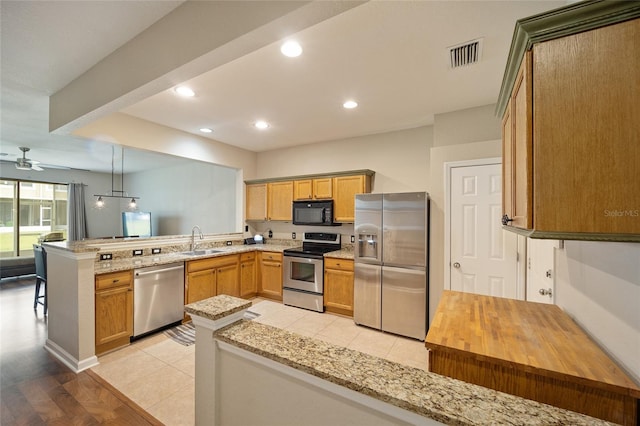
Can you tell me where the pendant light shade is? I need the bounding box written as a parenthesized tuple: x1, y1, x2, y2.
(94, 146, 140, 209)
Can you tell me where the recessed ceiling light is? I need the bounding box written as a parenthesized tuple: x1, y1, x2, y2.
(280, 40, 302, 58)
(199, 128, 213, 133)
(254, 120, 269, 130)
(174, 86, 195, 97)
(343, 100, 358, 109)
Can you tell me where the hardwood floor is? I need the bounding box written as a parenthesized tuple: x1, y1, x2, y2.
(0, 276, 161, 425)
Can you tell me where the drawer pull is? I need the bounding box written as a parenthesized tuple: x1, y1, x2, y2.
(112, 279, 120, 283)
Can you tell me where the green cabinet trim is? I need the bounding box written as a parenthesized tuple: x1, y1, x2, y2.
(496, 0, 640, 117)
(245, 169, 374, 185)
(503, 226, 640, 243)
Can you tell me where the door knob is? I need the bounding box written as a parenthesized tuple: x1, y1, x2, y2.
(539, 288, 552, 296)
(453, 262, 461, 269)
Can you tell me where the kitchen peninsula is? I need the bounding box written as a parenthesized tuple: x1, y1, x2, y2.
(184, 294, 613, 426)
(42, 232, 347, 372)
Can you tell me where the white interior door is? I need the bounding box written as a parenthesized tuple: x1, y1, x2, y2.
(450, 164, 519, 298)
(525, 238, 556, 304)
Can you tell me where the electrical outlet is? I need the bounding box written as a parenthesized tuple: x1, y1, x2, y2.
(292, 232, 296, 239)
(245, 225, 249, 232)
(226, 241, 232, 246)
(100, 253, 113, 261)
(151, 248, 161, 254)
(350, 235, 355, 243)
(132, 249, 143, 256)
(268, 230, 273, 238)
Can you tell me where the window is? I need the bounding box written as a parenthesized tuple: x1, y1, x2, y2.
(0, 179, 68, 258)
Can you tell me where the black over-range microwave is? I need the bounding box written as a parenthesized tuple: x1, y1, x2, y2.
(292, 200, 339, 226)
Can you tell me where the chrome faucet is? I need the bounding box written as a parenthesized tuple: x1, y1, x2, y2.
(190, 225, 204, 251)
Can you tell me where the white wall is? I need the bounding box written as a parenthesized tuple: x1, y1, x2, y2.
(257, 125, 432, 193)
(555, 241, 640, 382)
(250, 125, 432, 244)
(127, 160, 237, 235)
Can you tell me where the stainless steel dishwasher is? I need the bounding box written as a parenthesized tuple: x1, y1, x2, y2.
(133, 262, 185, 338)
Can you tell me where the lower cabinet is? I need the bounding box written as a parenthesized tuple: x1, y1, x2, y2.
(216, 259, 240, 297)
(186, 255, 240, 305)
(323, 257, 354, 316)
(259, 251, 283, 301)
(240, 252, 257, 298)
(95, 270, 133, 355)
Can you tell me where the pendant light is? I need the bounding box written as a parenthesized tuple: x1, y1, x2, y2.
(94, 146, 140, 209)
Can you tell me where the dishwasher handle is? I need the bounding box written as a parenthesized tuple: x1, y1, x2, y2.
(135, 265, 185, 277)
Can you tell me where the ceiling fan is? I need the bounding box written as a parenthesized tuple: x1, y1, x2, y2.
(14, 147, 44, 171)
(0, 146, 89, 172)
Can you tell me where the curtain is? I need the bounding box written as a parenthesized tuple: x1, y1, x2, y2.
(68, 183, 88, 241)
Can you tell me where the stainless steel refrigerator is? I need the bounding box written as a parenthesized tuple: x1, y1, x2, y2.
(353, 192, 429, 340)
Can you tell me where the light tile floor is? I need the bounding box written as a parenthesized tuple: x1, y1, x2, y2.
(91, 299, 429, 425)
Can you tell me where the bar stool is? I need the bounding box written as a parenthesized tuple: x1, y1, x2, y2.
(33, 244, 47, 315)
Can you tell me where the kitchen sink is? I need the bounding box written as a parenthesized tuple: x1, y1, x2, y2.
(181, 249, 223, 256)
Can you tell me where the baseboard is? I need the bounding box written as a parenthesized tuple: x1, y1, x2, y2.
(44, 339, 99, 373)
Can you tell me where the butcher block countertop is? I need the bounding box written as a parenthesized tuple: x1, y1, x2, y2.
(426, 291, 640, 425)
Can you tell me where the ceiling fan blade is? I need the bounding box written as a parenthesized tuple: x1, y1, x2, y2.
(31, 164, 44, 171)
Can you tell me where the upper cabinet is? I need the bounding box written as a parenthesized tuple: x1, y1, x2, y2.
(332, 175, 371, 223)
(246, 170, 374, 223)
(293, 178, 333, 200)
(267, 181, 294, 221)
(246, 183, 267, 221)
(502, 51, 533, 230)
(498, 2, 640, 242)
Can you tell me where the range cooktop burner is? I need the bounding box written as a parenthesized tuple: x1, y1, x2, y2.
(283, 232, 341, 258)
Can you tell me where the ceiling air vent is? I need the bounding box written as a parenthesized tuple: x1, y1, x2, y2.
(448, 38, 483, 68)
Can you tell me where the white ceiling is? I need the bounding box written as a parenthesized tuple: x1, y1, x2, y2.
(0, 0, 566, 173)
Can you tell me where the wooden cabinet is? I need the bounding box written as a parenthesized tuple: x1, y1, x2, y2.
(216, 260, 240, 297)
(186, 254, 240, 305)
(323, 257, 354, 316)
(240, 252, 257, 298)
(267, 181, 293, 221)
(332, 175, 371, 223)
(186, 259, 216, 305)
(259, 251, 282, 300)
(95, 270, 133, 355)
(246, 171, 373, 223)
(246, 183, 267, 221)
(499, 10, 640, 241)
(502, 51, 532, 230)
(293, 178, 333, 200)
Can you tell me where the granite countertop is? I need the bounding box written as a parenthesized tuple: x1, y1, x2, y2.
(324, 247, 354, 259)
(92, 236, 355, 274)
(214, 320, 614, 426)
(184, 294, 251, 321)
(94, 243, 296, 274)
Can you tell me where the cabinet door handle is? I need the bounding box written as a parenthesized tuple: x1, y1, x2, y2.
(501, 215, 514, 226)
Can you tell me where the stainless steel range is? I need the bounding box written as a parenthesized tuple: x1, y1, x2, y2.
(283, 232, 341, 312)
